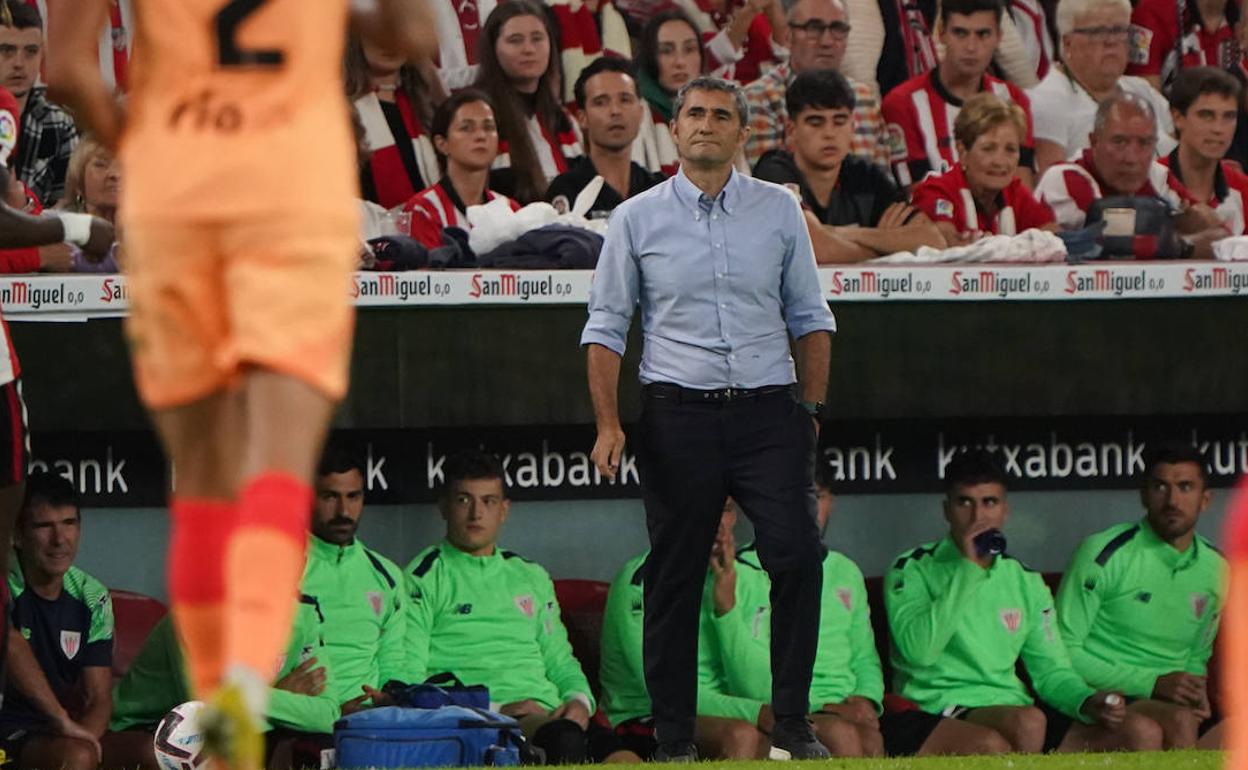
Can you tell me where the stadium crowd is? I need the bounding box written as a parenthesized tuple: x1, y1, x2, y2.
(0, 444, 1226, 769)
(0, 0, 1244, 267)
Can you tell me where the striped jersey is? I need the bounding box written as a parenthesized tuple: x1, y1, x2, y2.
(882, 68, 1035, 188)
(911, 164, 1054, 235)
(1034, 150, 1195, 230)
(1161, 150, 1248, 237)
(25, 0, 132, 91)
(1128, 0, 1247, 90)
(403, 179, 521, 249)
(1008, 0, 1055, 81)
(492, 110, 583, 191)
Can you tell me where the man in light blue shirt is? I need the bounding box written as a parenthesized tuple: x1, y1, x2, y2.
(581, 75, 837, 762)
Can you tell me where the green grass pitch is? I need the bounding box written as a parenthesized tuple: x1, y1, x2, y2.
(549, 752, 1224, 770)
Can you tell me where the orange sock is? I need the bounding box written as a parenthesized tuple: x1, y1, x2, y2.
(224, 472, 311, 681)
(168, 498, 234, 698)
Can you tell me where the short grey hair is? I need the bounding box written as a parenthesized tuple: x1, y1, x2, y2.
(782, 0, 847, 20)
(673, 76, 750, 126)
(1056, 0, 1130, 38)
(1092, 89, 1157, 137)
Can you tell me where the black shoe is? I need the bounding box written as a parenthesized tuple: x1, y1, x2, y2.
(769, 716, 830, 760)
(654, 741, 699, 762)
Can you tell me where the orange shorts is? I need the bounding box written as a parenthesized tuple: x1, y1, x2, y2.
(122, 215, 359, 410)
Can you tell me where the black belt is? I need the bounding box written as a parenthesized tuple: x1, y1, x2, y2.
(642, 382, 794, 403)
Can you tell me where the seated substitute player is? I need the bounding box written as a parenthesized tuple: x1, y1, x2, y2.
(1057, 445, 1226, 750)
(1, 474, 113, 770)
(1161, 67, 1248, 238)
(546, 57, 665, 220)
(103, 602, 339, 770)
(45, 2, 435, 766)
(886, 450, 1163, 753)
(881, 0, 1036, 189)
(301, 448, 406, 714)
(599, 501, 771, 760)
(700, 465, 1009, 757)
(402, 90, 521, 250)
(752, 69, 944, 263)
(911, 93, 1055, 246)
(406, 451, 632, 764)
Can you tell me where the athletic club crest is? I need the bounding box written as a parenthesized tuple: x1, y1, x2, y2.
(515, 595, 535, 618)
(999, 609, 1022, 633)
(60, 630, 82, 659)
(1192, 593, 1210, 619)
(366, 591, 384, 618)
(836, 588, 852, 611)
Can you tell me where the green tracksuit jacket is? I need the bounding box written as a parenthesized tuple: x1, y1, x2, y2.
(697, 544, 884, 721)
(405, 540, 594, 711)
(301, 535, 407, 705)
(1056, 519, 1226, 698)
(109, 600, 338, 734)
(885, 536, 1095, 720)
(599, 551, 651, 726)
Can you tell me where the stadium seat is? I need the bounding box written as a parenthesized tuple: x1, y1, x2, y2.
(554, 579, 610, 696)
(109, 589, 167, 679)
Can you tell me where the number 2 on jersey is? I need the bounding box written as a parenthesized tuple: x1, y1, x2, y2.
(216, 0, 285, 67)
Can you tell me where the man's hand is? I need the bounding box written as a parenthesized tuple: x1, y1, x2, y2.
(52, 713, 101, 761)
(274, 657, 327, 696)
(82, 216, 115, 260)
(756, 703, 775, 733)
(550, 698, 591, 729)
(709, 524, 737, 616)
(1080, 691, 1126, 729)
(820, 697, 879, 728)
(341, 685, 396, 715)
(500, 699, 549, 719)
(877, 202, 917, 230)
(954, 524, 993, 564)
(590, 425, 625, 480)
(1153, 672, 1208, 708)
(38, 244, 73, 272)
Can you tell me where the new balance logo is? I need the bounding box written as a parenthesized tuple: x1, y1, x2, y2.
(455, 603, 473, 615)
(1136, 592, 1152, 603)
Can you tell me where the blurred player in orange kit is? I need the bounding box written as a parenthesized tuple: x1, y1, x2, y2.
(44, 1, 435, 767)
(1225, 478, 1248, 770)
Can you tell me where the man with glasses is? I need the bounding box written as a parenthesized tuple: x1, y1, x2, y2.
(1026, 0, 1173, 174)
(882, 0, 1037, 189)
(742, 0, 889, 167)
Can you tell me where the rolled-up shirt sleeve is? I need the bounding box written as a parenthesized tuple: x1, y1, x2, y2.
(778, 195, 837, 339)
(581, 208, 640, 355)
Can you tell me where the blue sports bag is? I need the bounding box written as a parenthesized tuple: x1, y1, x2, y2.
(335, 705, 523, 769)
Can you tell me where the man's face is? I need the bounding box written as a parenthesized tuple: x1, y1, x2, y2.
(17, 503, 80, 581)
(939, 11, 1000, 84)
(787, 105, 852, 171)
(442, 477, 509, 556)
(1174, 92, 1239, 163)
(1061, 6, 1130, 86)
(943, 482, 1009, 542)
(787, 0, 849, 75)
(655, 19, 702, 94)
(1090, 104, 1157, 195)
(579, 71, 644, 152)
(1142, 462, 1210, 544)
(311, 470, 365, 546)
(671, 88, 747, 168)
(0, 26, 41, 99)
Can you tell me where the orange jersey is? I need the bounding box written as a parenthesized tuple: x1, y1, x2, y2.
(121, 0, 357, 221)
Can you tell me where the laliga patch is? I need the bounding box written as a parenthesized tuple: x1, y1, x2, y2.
(935, 199, 954, 219)
(1128, 25, 1152, 65)
(836, 587, 852, 611)
(1192, 593, 1209, 619)
(366, 591, 384, 618)
(0, 110, 15, 148)
(999, 608, 1022, 633)
(515, 594, 535, 618)
(60, 630, 82, 659)
(884, 123, 908, 162)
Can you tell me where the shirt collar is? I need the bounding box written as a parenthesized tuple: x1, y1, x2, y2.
(1166, 147, 1229, 203)
(929, 66, 987, 108)
(673, 165, 741, 218)
(937, 533, 1003, 571)
(1138, 517, 1202, 570)
(310, 534, 359, 559)
(440, 537, 502, 563)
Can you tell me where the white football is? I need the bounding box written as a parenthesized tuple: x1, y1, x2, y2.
(154, 700, 211, 770)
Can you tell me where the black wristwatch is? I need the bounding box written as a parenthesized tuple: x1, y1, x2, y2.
(800, 400, 826, 420)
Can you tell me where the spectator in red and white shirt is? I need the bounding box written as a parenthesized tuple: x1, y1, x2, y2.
(673, 0, 788, 85)
(1163, 67, 1248, 238)
(883, 0, 1036, 189)
(1128, 0, 1247, 93)
(912, 93, 1055, 244)
(346, 30, 443, 210)
(403, 90, 521, 250)
(475, 1, 584, 204)
(1034, 92, 1218, 233)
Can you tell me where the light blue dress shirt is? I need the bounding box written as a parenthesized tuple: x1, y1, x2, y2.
(580, 167, 837, 390)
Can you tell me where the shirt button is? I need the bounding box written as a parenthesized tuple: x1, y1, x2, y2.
(712, 214, 718, 220)
(715, 243, 722, 249)
(729, 354, 736, 360)
(717, 272, 724, 278)
(720, 303, 727, 308)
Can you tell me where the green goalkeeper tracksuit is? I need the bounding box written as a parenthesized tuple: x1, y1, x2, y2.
(109, 600, 338, 734)
(1056, 519, 1226, 698)
(301, 535, 408, 705)
(404, 540, 594, 711)
(885, 536, 1095, 721)
(698, 544, 884, 721)
(599, 551, 653, 726)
